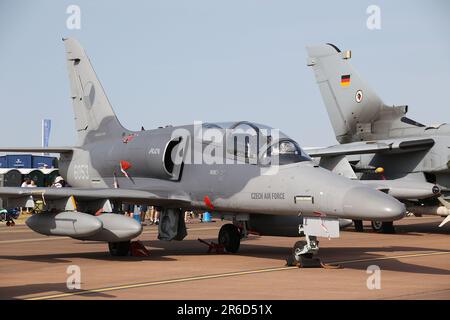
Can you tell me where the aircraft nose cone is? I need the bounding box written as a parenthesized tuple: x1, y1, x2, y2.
(342, 187, 406, 221)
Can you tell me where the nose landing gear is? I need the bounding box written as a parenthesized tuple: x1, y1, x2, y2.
(286, 223, 340, 269)
(286, 235, 322, 268)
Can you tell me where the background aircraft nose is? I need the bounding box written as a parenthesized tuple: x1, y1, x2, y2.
(342, 187, 406, 221)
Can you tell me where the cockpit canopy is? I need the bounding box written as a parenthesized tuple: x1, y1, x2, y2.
(196, 121, 311, 165)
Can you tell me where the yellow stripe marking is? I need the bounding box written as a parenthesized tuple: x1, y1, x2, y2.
(25, 251, 450, 300)
(331, 251, 450, 265)
(70, 196, 77, 211)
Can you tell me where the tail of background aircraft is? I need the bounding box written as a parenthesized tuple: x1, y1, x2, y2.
(306, 43, 386, 143)
(64, 38, 128, 146)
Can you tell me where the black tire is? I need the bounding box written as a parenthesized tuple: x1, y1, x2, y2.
(285, 255, 296, 266)
(353, 220, 364, 232)
(293, 240, 313, 259)
(108, 241, 131, 256)
(371, 221, 383, 232)
(218, 224, 241, 253)
(381, 221, 395, 234)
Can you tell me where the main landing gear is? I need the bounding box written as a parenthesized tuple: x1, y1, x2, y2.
(218, 223, 241, 253)
(354, 220, 396, 234)
(371, 221, 395, 234)
(108, 241, 131, 256)
(353, 219, 364, 232)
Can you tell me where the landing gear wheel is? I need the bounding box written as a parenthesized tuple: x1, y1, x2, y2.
(380, 221, 395, 234)
(371, 221, 395, 233)
(6, 221, 11, 227)
(218, 224, 241, 253)
(108, 241, 131, 256)
(353, 220, 364, 232)
(371, 221, 383, 232)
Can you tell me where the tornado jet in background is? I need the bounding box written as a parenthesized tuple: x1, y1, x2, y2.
(0, 38, 405, 265)
(305, 43, 450, 232)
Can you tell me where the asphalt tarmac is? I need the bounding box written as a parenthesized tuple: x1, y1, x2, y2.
(0, 216, 449, 300)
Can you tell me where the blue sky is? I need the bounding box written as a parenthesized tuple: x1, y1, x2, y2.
(0, 0, 449, 148)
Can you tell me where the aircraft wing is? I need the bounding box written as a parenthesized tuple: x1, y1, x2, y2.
(0, 147, 73, 153)
(306, 138, 435, 158)
(0, 187, 191, 209)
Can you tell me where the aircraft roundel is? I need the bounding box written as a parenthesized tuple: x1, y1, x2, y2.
(355, 90, 363, 103)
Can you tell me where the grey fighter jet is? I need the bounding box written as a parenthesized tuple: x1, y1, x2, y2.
(306, 43, 450, 232)
(0, 39, 405, 264)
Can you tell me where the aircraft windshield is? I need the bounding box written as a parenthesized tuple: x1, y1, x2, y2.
(263, 139, 312, 165)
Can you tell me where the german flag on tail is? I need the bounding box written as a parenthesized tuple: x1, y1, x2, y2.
(341, 74, 351, 87)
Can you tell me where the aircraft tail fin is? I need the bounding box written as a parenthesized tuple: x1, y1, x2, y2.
(63, 38, 127, 145)
(306, 44, 384, 143)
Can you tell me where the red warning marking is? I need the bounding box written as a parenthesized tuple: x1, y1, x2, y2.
(313, 211, 326, 217)
(122, 134, 136, 144)
(203, 195, 214, 210)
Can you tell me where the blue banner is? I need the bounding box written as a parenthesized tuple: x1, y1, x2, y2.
(42, 119, 51, 148)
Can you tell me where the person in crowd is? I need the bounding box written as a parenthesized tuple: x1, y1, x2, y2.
(52, 176, 66, 188)
(151, 206, 161, 225)
(29, 180, 37, 187)
(19, 178, 33, 212)
(184, 211, 194, 224)
(122, 204, 134, 217)
(21, 178, 31, 187)
(148, 206, 155, 224)
(140, 205, 148, 225)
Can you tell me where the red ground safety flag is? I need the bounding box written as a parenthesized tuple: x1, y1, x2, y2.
(120, 160, 132, 178)
(203, 195, 214, 210)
